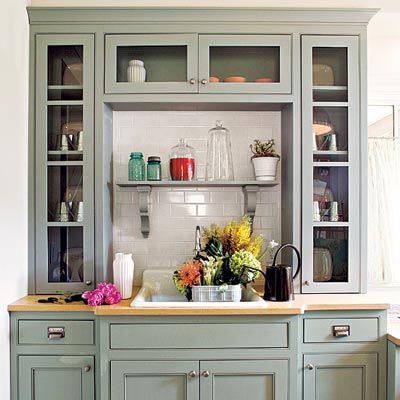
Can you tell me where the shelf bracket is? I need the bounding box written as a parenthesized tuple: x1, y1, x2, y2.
(242, 185, 259, 232)
(137, 185, 152, 238)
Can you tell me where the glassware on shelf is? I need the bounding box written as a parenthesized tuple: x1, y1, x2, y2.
(169, 139, 196, 181)
(313, 247, 333, 282)
(205, 120, 234, 181)
(128, 152, 145, 181)
(147, 156, 161, 181)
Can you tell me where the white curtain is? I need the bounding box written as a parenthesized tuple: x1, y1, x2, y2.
(368, 138, 400, 283)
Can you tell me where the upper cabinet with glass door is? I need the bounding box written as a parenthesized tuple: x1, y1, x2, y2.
(35, 35, 94, 293)
(105, 34, 198, 93)
(301, 36, 360, 293)
(198, 34, 291, 94)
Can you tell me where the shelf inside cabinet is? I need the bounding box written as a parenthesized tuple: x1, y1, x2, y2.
(47, 222, 84, 227)
(313, 161, 349, 167)
(312, 86, 348, 102)
(116, 180, 278, 237)
(313, 221, 349, 227)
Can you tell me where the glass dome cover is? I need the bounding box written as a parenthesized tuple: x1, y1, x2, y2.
(205, 120, 234, 181)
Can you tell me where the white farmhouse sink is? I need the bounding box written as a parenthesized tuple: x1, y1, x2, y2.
(131, 269, 264, 308)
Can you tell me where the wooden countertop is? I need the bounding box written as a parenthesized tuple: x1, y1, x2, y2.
(8, 289, 391, 316)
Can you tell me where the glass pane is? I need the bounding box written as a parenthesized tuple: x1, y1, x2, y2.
(314, 227, 348, 282)
(368, 105, 394, 138)
(48, 105, 83, 161)
(313, 106, 348, 162)
(209, 46, 280, 83)
(312, 47, 348, 102)
(48, 45, 83, 100)
(313, 166, 348, 222)
(116, 45, 187, 83)
(48, 165, 83, 222)
(48, 226, 83, 283)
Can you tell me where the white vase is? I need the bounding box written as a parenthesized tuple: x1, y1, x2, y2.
(252, 157, 279, 181)
(113, 253, 134, 299)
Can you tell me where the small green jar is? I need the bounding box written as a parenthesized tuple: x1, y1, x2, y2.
(147, 156, 162, 181)
(128, 152, 145, 181)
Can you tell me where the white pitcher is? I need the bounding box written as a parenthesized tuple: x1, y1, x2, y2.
(113, 253, 134, 299)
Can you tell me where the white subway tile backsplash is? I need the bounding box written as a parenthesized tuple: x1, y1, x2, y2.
(113, 111, 281, 282)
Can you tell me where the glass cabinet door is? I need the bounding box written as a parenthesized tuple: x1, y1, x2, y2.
(105, 34, 198, 94)
(199, 34, 291, 94)
(35, 35, 94, 293)
(301, 36, 360, 293)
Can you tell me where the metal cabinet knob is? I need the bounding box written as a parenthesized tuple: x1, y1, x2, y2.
(85, 280, 92, 286)
(189, 78, 196, 85)
(202, 370, 210, 377)
(306, 364, 314, 370)
(201, 79, 208, 85)
(84, 365, 91, 372)
(188, 370, 197, 378)
(304, 280, 311, 286)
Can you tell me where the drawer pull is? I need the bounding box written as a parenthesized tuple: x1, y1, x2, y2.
(47, 327, 65, 340)
(188, 370, 197, 378)
(332, 325, 350, 337)
(84, 365, 91, 372)
(202, 370, 210, 378)
(306, 363, 314, 370)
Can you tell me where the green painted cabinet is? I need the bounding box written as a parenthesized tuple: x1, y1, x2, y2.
(200, 360, 289, 400)
(33, 34, 95, 294)
(18, 355, 94, 400)
(303, 353, 378, 400)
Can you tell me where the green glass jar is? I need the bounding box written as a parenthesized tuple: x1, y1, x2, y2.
(147, 156, 161, 181)
(128, 152, 145, 181)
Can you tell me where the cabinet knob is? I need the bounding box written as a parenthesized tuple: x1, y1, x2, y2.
(304, 280, 311, 286)
(189, 78, 196, 85)
(201, 79, 208, 85)
(202, 370, 210, 377)
(306, 363, 314, 370)
(188, 370, 197, 378)
(85, 280, 92, 286)
(84, 365, 91, 372)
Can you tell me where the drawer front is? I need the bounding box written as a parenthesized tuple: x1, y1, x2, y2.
(18, 320, 94, 345)
(110, 323, 288, 349)
(304, 318, 379, 343)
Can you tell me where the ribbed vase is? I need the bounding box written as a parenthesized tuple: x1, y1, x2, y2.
(113, 253, 134, 299)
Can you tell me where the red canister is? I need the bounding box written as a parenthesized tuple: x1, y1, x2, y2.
(169, 139, 196, 181)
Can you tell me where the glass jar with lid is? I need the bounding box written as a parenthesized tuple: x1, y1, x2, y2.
(128, 152, 145, 181)
(205, 120, 234, 181)
(169, 139, 196, 181)
(147, 156, 162, 181)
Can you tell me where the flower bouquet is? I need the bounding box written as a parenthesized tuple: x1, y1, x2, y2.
(173, 216, 278, 302)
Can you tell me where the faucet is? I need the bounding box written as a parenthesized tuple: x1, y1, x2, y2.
(194, 225, 201, 258)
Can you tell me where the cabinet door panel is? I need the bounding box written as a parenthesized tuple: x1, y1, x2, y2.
(111, 360, 199, 400)
(19, 355, 94, 400)
(304, 353, 377, 400)
(200, 360, 288, 400)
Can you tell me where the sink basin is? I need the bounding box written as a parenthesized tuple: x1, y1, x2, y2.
(131, 269, 265, 308)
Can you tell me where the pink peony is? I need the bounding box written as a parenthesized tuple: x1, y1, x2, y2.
(82, 283, 121, 306)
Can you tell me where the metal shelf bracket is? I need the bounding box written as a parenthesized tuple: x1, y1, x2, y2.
(242, 185, 259, 231)
(137, 185, 152, 238)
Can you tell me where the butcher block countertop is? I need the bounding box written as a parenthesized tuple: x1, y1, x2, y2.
(8, 288, 392, 316)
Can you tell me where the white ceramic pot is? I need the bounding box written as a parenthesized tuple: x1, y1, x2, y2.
(127, 59, 146, 83)
(252, 156, 279, 181)
(113, 253, 134, 299)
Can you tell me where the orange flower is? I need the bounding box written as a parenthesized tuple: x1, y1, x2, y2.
(178, 260, 203, 287)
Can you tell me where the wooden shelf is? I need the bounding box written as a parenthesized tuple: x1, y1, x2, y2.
(48, 85, 83, 90)
(312, 85, 347, 92)
(312, 101, 348, 107)
(47, 222, 84, 227)
(116, 179, 279, 188)
(313, 150, 348, 155)
(47, 100, 83, 106)
(313, 221, 349, 227)
(47, 161, 84, 166)
(313, 161, 349, 167)
(48, 150, 83, 155)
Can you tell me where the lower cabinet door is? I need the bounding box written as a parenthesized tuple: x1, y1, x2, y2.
(199, 360, 289, 400)
(18, 355, 94, 400)
(304, 353, 378, 400)
(111, 360, 199, 400)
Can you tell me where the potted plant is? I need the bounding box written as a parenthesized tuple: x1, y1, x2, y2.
(250, 139, 280, 181)
(172, 216, 278, 302)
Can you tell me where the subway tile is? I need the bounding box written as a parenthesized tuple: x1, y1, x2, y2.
(184, 191, 210, 203)
(197, 204, 224, 217)
(210, 191, 237, 204)
(171, 204, 197, 217)
(223, 204, 243, 217)
(158, 191, 185, 203)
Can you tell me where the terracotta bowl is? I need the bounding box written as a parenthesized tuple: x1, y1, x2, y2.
(255, 77, 274, 83)
(209, 76, 220, 83)
(223, 76, 247, 83)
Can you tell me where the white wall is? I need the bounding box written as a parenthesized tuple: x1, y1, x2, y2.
(0, 0, 30, 399)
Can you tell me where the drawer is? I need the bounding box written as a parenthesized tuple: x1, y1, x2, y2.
(304, 318, 379, 343)
(110, 323, 288, 349)
(18, 320, 94, 345)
